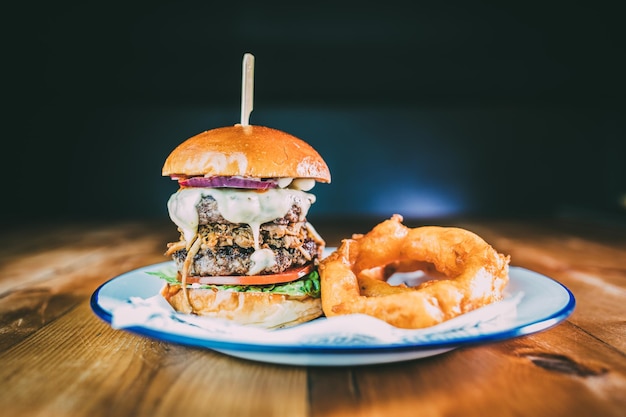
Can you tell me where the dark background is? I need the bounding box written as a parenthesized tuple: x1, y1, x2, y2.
(4, 1, 625, 227)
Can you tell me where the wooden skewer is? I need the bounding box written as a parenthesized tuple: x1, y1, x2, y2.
(240, 53, 255, 126)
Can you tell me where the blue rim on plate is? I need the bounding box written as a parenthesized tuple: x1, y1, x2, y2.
(90, 262, 575, 365)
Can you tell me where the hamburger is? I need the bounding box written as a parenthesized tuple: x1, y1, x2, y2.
(158, 124, 331, 329)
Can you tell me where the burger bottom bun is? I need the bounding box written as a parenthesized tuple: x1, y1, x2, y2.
(161, 284, 323, 329)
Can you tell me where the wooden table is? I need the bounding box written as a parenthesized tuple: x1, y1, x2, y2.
(1, 216, 625, 417)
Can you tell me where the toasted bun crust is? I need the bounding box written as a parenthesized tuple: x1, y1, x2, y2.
(161, 284, 323, 329)
(162, 125, 331, 182)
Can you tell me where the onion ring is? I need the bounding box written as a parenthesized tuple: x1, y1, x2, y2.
(319, 214, 510, 329)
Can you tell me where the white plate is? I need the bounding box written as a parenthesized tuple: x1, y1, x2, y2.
(91, 261, 574, 366)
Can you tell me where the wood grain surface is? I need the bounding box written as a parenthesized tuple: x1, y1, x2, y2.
(1, 216, 625, 417)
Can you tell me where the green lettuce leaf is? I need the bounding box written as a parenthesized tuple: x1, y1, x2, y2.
(146, 267, 321, 298)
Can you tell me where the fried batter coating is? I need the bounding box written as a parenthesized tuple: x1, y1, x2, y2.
(319, 214, 510, 329)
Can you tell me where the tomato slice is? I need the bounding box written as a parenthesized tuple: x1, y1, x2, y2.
(183, 264, 314, 286)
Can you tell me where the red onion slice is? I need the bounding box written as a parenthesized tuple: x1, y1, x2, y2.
(178, 176, 278, 189)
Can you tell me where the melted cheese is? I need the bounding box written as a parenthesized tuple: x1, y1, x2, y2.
(249, 248, 277, 275)
(167, 188, 316, 274)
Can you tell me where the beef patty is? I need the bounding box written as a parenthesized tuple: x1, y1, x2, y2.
(172, 238, 319, 276)
(197, 195, 307, 225)
(170, 195, 321, 276)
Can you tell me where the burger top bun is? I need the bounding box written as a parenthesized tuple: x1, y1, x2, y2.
(162, 124, 331, 182)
